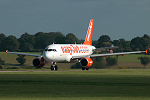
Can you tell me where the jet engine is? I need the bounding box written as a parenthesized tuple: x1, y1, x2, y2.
(33, 57, 45, 68)
(146, 48, 150, 55)
(80, 58, 93, 68)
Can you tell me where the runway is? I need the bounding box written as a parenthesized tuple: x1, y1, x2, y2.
(0, 69, 150, 72)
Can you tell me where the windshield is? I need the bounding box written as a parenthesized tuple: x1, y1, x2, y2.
(45, 49, 57, 52)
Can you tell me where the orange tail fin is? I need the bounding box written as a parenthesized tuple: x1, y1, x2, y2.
(83, 19, 94, 45)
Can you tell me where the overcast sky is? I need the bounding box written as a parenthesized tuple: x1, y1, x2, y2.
(0, 0, 150, 40)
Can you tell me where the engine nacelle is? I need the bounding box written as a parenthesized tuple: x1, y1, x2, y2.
(146, 48, 150, 55)
(80, 58, 93, 68)
(32, 57, 45, 68)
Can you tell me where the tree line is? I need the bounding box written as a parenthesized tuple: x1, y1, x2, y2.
(0, 32, 150, 52)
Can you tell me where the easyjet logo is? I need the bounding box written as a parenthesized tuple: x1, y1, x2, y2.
(61, 45, 89, 55)
(87, 21, 93, 41)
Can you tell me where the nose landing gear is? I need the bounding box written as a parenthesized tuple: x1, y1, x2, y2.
(51, 62, 58, 71)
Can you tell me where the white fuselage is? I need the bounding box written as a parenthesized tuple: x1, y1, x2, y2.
(42, 44, 95, 63)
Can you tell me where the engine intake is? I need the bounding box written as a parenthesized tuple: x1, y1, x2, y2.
(80, 58, 93, 68)
(33, 57, 45, 68)
(146, 48, 150, 55)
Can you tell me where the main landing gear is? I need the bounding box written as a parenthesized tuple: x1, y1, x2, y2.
(51, 62, 58, 71)
(82, 67, 89, 70)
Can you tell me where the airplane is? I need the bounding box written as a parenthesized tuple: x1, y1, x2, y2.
(6, 19, 148, 70)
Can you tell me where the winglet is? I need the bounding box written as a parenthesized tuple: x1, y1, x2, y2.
(6, 50, 8, 54)
(83, 19, 94, 45)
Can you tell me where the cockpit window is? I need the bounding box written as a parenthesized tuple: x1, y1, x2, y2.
(45, 49, 48, 51)
(45, 49, 57, 52)
(53, 49, 57, 52)
(48, 49, 52, 51)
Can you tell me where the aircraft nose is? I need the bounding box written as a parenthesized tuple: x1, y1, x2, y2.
(43, 51, 51, 61)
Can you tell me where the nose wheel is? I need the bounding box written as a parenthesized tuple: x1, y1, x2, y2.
(51, 62, 58, 71)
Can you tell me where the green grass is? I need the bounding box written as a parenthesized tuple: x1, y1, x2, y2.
(118, 54, 149, 63)
(116, 54, 150, 68)
(0, 70, 150, 100)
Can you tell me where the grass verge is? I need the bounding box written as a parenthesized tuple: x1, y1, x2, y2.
(0, 70, 150, 100)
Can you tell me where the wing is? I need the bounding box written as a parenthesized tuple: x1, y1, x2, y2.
(6, 50, 41, 57)
(90, 51, 146, 58)
(72, 51, 146, 59)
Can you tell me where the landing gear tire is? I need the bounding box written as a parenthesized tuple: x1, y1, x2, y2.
(82, 67, 85, 70)
(51, 62, 58, 71)
(82, 67, 89, 70)
(55, 65, 58, 70)
(86, 68, 89, 70)
(51, 65, 54, 70)
(51, 65, 58, 71)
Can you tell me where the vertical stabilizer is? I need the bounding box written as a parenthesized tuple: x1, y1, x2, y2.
(83, 19, 94, 45)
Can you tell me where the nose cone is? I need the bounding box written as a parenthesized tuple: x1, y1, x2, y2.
(43, 51, 51, 61)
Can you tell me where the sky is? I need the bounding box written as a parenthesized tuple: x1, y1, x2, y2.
(0, 0, 150, 40)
